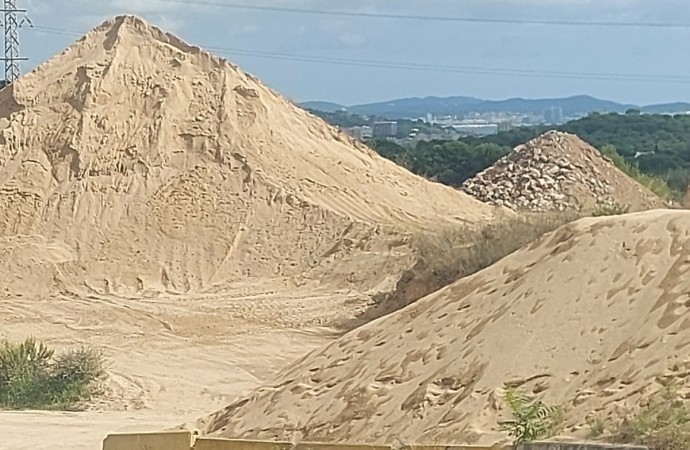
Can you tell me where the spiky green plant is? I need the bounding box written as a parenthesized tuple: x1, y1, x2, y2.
(501, 387, 560, 444)
(0, 338, 104, 409)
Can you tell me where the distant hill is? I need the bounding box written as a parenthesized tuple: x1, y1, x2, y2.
(300, 95, 689, 119)
(480, 95, 632, 116)
(299, 101, 346, 113)
(348, 96, 484, 118)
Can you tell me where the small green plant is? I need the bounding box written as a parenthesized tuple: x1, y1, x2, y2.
(586, 415, 607, 437)
(0, 338, 105, 410)
(500, 387, 560, 444)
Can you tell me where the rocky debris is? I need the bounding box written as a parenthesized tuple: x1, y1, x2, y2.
(461, 130, 666, 213)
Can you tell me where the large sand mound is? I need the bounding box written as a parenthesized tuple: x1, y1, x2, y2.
(202, 209, 690, 445)
(0, 16, 506, 450)
(0, 15, 502, 299)
(461, 131, 666, 213)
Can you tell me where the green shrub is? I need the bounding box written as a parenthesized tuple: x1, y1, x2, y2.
(500, 387, 561, 443)
(0, 338, 105, 410)
(600, 144, 674, 200)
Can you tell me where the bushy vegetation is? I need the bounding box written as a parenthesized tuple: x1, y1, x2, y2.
(370, 139, 509, 187)
(0, 338, 105, 410)
(367, 113, 690, 200)
(599, 144, 674, 200)
(501, 387, 562, 444)
(561, 112, 690, 178)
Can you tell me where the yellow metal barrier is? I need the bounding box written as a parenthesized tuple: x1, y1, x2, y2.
(193, 440, 393, 450)
(102, 430, 193, 450)
(193, 438, 292, 450)
(101, 432, 505, 450)
(401, 446, 503, 450)
(101, 432, 647, 450)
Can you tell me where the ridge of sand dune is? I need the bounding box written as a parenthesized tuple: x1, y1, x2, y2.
(461, 131, 666, 213)
(0, 14, 503, 298)
(202, 209, 690, 445)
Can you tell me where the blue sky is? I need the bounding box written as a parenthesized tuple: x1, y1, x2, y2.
(20, 0, 690, 106)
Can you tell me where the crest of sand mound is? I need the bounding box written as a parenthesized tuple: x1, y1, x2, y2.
(461, 131, 666, 213)
(202, 209, 690, 445)
(0, 15, 503, 298)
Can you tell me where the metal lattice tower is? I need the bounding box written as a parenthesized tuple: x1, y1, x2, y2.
(1, 0, 28, 85)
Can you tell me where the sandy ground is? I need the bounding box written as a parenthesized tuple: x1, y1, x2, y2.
(0, 15, 507, 450)
(0, 282, 355, 450)
(203, 210, 690, 445)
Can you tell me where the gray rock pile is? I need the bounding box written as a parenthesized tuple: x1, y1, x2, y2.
(461, 130, 666, 213)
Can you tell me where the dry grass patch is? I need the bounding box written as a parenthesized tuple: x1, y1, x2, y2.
(346, 212, 579, 329)
(414, 212, 579, 288)
(587, 384, 690, 450)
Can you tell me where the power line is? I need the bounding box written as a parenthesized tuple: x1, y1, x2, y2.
(156, 0, 690, 29)
(31, 25, 80, 37)
(23, 25, 690, 85)
(203, 46, 690, 84)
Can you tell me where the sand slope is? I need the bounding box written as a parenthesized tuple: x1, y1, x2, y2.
(203, 209, 690, 445)
(0, 15, 502, 299)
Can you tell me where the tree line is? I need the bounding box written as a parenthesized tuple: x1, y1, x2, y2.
(368, 112, 690, 198)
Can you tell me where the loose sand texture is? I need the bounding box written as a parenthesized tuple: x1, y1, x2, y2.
(0, 15, 506, 450)
(202, 209, 690, 446)
(0, 15, 503, 299)
(461, 131, 667, 213)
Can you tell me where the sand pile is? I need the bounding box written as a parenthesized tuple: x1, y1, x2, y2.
(461, 131, 666, 213)
(0, 15, 503, 300)
(201, 209, 690, 445)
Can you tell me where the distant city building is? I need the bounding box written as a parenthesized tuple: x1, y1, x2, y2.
(422, 112, 543, 130)
(372, 121, 398, 138)
(543, 107, 565, 125)
(452, 123, 499, 137)
(344, 126, 373, 141)
(434, 115, 455, 126)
